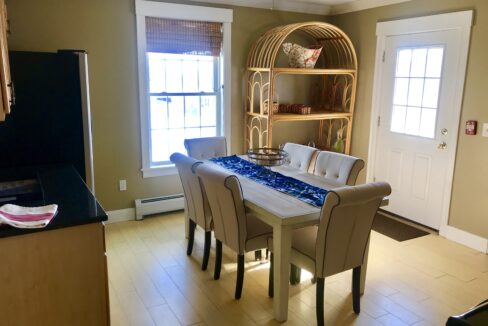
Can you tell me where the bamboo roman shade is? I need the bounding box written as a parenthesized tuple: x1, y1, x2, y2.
(145, 17, 223, 56)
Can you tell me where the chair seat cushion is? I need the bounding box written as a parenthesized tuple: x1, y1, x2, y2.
(245, 213, 273, 252)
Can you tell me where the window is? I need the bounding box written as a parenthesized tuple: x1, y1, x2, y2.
(135, 1, 232, 177)
(390, 46, 444, 138)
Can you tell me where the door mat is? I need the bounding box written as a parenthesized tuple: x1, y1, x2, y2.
(372, 212, 429, 241)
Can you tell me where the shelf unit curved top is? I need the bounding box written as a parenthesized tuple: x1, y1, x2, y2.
(247, 21, 357, 71)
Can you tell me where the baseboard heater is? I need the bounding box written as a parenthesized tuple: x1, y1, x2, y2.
(134, 193, 185, 220)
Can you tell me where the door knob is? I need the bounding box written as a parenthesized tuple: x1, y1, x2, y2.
(438, 141, 447, 149)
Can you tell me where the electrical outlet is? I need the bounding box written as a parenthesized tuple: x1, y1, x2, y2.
(119, 180, 127, 191)
(482, 123, 488, 137)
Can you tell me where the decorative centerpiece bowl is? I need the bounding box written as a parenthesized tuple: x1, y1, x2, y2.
(247, 148, 289, 167)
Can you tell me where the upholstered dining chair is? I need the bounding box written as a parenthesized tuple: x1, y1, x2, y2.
(282, 142, 318, 172)
(195, 164, 273, 299)
(312, 150, 365, 186)
(289, 150, 366, 284)
(268, 182, 391, 326)
(170, 153, 213, 271)
(184, 136, 227, 160)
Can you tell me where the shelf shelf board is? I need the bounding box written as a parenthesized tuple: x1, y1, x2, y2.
(247, 67, 356, 75)
(272, 111, 351, 122)
(246, 111, 352, 122)
(273, 68, 356, 75)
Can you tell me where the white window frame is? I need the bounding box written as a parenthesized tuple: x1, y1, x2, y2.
(135, 0, 233, 178)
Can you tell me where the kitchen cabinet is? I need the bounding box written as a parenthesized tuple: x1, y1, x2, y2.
(245, 22, 357, 153)
(0, 0, 12, 121)
(0, 166, 109, 325)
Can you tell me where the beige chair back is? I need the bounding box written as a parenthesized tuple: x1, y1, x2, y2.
(184, 136, 227, 160)
(195, 164, 247, 254)
(315, 182, 391, 278)
(282, 143, 318, 172)
(313, 151, 365, 185)
(170, 153, 211, 230)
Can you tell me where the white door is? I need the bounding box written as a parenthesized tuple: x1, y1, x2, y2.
(372, 23, 470, 229)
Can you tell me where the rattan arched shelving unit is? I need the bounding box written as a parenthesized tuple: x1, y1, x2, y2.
(245, 22, 358, 153)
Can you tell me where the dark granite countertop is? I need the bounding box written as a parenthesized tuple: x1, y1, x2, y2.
(0, 165, 107, 238)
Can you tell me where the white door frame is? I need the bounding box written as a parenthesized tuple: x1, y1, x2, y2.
(367, 11, 473, 237)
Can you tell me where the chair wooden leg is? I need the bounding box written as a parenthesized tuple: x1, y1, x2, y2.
(352, 266, 361, 314)
(316, 277, 325, 326)
(214, 239, 222, 280)
(290, 264, 301, 285)
(265, 249, 269, 260)
(235, 254, 245, 299)
(268, 253, 274, 298)
(254, 250, 262, 261)
(187, 220, 196, 256)
(202, 231, 211, 271)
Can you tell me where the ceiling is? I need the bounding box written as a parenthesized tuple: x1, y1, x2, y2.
(187, 0, 412, 15)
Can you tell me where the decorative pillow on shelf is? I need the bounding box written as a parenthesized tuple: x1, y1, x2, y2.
(282, 43, 322, 68)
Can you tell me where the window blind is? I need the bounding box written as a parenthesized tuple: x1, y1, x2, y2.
(145, 17, 223, 56)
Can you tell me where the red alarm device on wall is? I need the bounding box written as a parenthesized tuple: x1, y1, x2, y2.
(465, 120, 477, 135)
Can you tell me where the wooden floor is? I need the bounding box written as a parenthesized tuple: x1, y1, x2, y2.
(106, 211, 488, 326)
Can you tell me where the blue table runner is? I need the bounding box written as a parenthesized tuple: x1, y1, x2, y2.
(209, 155, 328, 207)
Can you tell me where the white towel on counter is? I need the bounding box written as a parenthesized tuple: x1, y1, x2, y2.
(0, 204, 58, 228)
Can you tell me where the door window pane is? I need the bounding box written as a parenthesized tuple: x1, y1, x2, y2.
(405, 106, 421, 135)
(407, 78, 424, 107)
(426, 47, 444, 78)
(422, 79, 440, 108)
(393, 78, 409, 105)
(391, 105, 407, 133)
(410, 48, 427, 77)
(419, 108, 437, 138)
(396, 49, 412, 77)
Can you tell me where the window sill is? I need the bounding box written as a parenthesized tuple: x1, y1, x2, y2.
(142, 165, 178, 178)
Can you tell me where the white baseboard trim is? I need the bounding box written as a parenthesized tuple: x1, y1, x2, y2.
(440, 225, 488, 253)
(106, 208, 135, 224)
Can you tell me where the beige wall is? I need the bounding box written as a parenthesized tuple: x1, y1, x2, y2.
(331, 0, 488, 238)
(6, 0, 326, 211)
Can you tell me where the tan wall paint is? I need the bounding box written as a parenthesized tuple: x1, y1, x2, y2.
(5, 0, 326, 210)
(331, 0, 488, 238)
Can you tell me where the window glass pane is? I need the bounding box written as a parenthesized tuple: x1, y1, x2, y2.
(390, 105, 406, 133)
(201, 127, 217, 137)
(148, 54, 165, 93)
(199, 60, 214, 92)
(426, 47, 444, 78)
(410, 48, 427, 78)
(407, 78, 424, 107)
(185, 96, 200, 127)
(165, 59, 183, 92)
(168, 96, 184, 128)
(151, 129, 168, 163)
(201, 96, 217, 127)
(393, 78, 409, 105)
(396, 49, 411, 77)
(167, 128, 185, 158)
(182, 60, 199, 92)
(184, 127, 201, 140)
(422, 79, 440, 108)
(405, 106, 421, 135)
(150, 97, 168, 130)
(419, 108, 437, 138)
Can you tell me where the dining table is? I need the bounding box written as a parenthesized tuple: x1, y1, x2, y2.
(207, 158, 388, 322)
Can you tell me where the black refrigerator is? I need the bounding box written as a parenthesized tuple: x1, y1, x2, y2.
(0, 50, 94, 192)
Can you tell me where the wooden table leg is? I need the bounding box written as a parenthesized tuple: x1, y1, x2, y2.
(273, 225, 292, 322)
